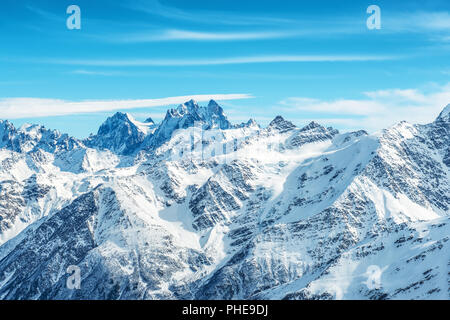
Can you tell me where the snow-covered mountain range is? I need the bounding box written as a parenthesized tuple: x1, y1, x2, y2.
(0, 100, 448, 300)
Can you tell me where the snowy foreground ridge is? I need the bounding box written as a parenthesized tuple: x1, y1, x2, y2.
(0, 100, 449, 300)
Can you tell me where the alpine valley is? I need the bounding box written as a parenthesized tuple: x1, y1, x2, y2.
(0, 99, 448, 300)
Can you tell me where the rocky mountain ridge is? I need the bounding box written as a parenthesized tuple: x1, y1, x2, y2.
(0, 100, 448, 300)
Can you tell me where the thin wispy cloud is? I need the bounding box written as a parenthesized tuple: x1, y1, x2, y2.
(0, 81, 32, 85)
(0, 94, 253, 119)
(25, 5, 63, 22)
(127, 0, 450, 38)
(279, 83, 450, 132)
(280, 97, 385, 116)
(384, 11, 450, 40)
(30, 55, 397, 67)
(23, 3, 450, 44)
(126, 0, 295, 26)
(91, 25, 369, 44)
(70, 69, 125, 76)
(402, 12, 450, 31)
(114, 29, 298, 42)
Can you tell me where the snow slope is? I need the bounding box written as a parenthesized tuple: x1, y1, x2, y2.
(0, 100, 448, 300)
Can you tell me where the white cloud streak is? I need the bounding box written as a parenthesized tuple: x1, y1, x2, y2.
(0, 94, 253, 119)
(279, 83, 450, 132)
(129, 0, 450, 35)
(116, 29, 297, 42)
(128, 0, 450, 40)
(388, 11, 450, 32)
(38, 55, 396, 67)
(70, 70, 126, 76)
(127, 0, 294, 26)
(26, 2, 450, 45)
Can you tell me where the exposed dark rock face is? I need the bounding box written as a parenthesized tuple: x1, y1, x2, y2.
(85, 112, 147, 155)
(268, 116, 296, 133)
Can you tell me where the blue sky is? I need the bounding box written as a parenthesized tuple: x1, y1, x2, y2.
(0, 0, 449, 138)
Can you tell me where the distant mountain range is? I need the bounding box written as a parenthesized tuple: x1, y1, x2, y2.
(0, 100, 448, 299)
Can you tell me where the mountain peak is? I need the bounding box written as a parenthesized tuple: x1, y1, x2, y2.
(300, 121, 323, 131)
(86, 111, 145, 155)
(269, 116, 296, 133)
(111, 111, 131, 120)
(97, 112, 134, 134)
(246, 118, 258, 127)
(436, 104, 450, 121)
(270, 115, 285, 123)
(0, 120, 16, 149)
(151, 100, 232, 148)
(1, 119, 79, 153)
(206, 99, 224, 114)
(208, 99, 220, 108)
(235, 118, 260, 129)
(176, 99, 199, 114)
(144, 117, 155, 124)
(0, 119, 15, 130)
